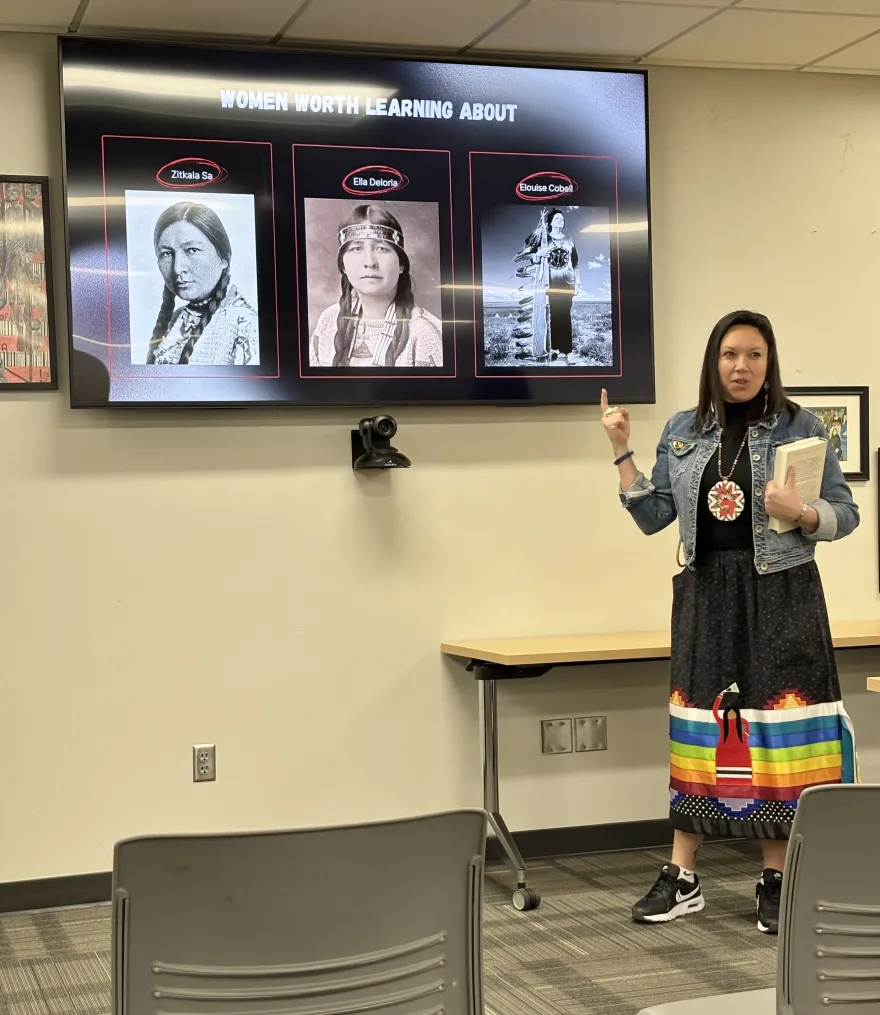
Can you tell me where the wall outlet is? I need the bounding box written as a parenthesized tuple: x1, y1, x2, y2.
(575, 716, 608, 752)
(540, 718, 573, 754)
(193, 744, 216, 782)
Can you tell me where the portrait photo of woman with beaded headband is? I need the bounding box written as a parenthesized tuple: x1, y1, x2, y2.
(305, 200, 444, 370)
(124, 193, 260, 367)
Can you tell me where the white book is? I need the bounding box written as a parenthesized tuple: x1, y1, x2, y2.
(768, 437, 827, 534)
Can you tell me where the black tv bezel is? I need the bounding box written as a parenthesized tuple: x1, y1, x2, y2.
(57, 35, 655, 410)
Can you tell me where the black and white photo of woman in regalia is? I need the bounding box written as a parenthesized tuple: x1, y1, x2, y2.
(513, 207, 582, 364)
(310, 204, 443, 369)
(144, 201, 258, 366)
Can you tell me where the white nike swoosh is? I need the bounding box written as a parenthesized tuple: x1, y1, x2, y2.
(676, 885, 700, 903)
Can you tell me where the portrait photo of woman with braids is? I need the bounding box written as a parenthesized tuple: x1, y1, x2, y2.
(306, 201, 443, 369)
(126, 195, 259, 366)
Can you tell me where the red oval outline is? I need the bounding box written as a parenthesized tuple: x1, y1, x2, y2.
(515, 171, 578, 202)
(342, 165, 409, 197)
(156, 158, 229, 190)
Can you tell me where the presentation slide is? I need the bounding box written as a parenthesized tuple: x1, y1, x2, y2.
(61, 39, 653, 407)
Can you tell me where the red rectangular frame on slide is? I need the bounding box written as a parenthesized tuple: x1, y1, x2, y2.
(292, 143, 457, 380)
(100, 134, 281, 380)
(468, 150, 623, 380)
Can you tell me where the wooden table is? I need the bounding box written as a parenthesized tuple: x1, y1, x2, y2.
(442, 619, 880, 911)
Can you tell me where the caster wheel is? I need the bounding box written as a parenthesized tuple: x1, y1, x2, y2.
(512, 886, 541, 911)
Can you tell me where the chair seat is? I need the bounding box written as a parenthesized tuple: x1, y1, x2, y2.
(637, 987, 775, 1015)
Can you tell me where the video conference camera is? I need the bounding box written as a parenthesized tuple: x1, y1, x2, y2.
(351, 415, 411, 470)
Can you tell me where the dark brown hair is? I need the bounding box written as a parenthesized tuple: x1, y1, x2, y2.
(694, 309, 798, 431)
(146, 202, 232, 365)
(523, 207, 564, 249)
(334, 205, 412, 368)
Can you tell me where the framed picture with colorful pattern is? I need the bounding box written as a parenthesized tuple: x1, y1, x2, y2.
(788, 386, 869, 483)
(0, 176, 57, 390)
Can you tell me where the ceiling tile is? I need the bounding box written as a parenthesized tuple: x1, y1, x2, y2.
(283, 0, 520, 48)
(0, 0, 79, 27)
(472, 0, 710, 56)
(80, 0, 300, 37)
(559, 0, 734, 5)
(740, 0, 880, 13)
(810, 28, 880, 69)
(804, 64, 880, 75)
(649, 9, 877, 66)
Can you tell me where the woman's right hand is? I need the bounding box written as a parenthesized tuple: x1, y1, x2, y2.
(600, 388, 631, 454)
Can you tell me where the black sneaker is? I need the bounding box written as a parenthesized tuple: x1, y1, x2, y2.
(756, 869, 782, 934)
(632, 864, 705, 924)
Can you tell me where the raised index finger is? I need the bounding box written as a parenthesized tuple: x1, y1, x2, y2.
(600, 388, 609, 413)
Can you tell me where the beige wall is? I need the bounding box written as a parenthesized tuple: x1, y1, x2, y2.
(3, 34, 880, 882)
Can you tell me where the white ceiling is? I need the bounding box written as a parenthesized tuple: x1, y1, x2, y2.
(4, 0, 880, 75)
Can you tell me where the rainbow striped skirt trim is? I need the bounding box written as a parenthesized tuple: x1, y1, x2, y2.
(669, 695, 858, 832)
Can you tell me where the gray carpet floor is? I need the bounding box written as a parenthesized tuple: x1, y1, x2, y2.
(0, 842, 776, 1015)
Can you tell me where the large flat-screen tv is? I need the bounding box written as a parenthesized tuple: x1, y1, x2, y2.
(60, 38, 653, 408)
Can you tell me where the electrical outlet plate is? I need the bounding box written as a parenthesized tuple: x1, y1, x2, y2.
(193, 744, 216, 782)
(575, 716, 608, 752)
(540, 718, 573, 754)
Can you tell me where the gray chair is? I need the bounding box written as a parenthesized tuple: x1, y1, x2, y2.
(638, 783, 880, 1015)
(111, 809, 487, 1015)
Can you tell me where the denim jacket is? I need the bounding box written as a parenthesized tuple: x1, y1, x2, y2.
(619, 405, 859, 574)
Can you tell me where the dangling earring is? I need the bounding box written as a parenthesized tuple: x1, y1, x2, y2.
(763, 380, 769, 415)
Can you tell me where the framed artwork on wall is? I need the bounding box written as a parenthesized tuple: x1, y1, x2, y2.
(0, 176, 57, 390)
(787, 386, 869, 482)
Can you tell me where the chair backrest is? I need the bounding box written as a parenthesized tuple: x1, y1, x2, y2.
(111, 809, 487, 1015)
(776, 784, 880, 1014)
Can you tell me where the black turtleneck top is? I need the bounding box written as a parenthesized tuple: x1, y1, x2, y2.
(696, 392, 766, 552)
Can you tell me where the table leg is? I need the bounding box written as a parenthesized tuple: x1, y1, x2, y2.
(478, 666, 541, 911)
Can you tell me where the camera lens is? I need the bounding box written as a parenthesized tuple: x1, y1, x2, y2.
(375, 416, 395, 438)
